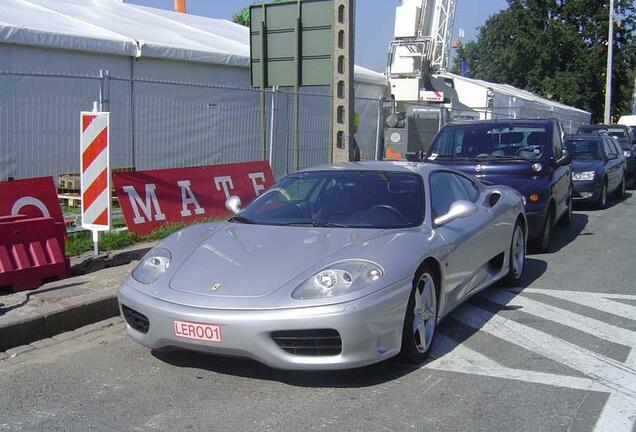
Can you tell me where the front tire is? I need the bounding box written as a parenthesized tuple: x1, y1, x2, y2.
(596, 180, 608, 210)
(502, 222, 526, 286)
(615, 176, 626, 199)
(558, 189, 573, 227)
(532, 210, 553, 254)
(398, 267, 438, 363)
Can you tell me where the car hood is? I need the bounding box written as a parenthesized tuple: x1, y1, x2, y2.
(430, 159, 543, 190)
(572, 160, 603, 173)
(168, 223, 382, 298)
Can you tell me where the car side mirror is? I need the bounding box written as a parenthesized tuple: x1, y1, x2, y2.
(556, 149, 571, 166)
(607, 153, 618, 161)
(434, 200, 478, 227)
(225, 195, 242, 215)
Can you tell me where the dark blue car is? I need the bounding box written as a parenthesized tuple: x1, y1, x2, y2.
(577, 124, 636, 188)
(426, 119, 572, 252)
(565, 134, 627, 209)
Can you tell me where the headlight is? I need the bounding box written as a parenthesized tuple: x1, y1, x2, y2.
(572, 171, 595, 181)
(292, 260, 384, 300)
(624, 150, 632, 158)
(132, 247, 172, 284)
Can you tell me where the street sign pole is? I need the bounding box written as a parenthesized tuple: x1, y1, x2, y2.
(604, 0, 614, 124)
(250, 0, 342, 168)
(331, 0, 355, 163)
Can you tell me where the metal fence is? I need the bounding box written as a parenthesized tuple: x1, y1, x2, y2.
(0, 70, 383, 181)
(0, 69, 591, 182)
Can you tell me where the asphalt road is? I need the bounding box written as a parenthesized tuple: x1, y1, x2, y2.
(1, 192, 636, 432)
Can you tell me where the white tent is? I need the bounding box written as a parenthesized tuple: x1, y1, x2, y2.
(0, 0, 387, 179)
(438, 73, 591, 132)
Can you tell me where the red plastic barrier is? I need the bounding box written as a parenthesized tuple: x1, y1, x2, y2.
(0, 215, 70, 292)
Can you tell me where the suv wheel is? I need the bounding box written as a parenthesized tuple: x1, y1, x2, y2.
(532, 210, 553, 254)
(615, 176, 626, 199)
(558, 189, 573, 227)
(596, 180, 608, 210)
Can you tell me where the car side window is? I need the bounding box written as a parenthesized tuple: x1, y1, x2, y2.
(603, 138, 614, 158)
(429, 172, 470, 219)
(552, 124, 563, 160)
(610, 139, 622, 156)
(455, 174, 480, 203)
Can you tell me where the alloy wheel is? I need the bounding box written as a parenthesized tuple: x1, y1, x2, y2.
(412, 273, 437, 354)
(511, 225, 525, 279)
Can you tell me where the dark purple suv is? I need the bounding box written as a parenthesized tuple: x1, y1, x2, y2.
(426, 119, 573, 252)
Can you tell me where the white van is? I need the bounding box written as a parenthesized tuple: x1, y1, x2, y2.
(618, 116, 636, 144)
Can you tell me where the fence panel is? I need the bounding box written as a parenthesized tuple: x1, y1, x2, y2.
(0, 72, 100, 180)
(0, 71, 386, 183)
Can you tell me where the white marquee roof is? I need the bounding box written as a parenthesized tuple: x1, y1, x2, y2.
(0, 0, 386, 86)
(442, 73, 590, 116)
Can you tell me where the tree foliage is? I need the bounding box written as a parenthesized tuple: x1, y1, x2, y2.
(452, 0, 636, 122)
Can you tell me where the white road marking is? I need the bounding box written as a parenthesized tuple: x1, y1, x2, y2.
(426, 290, 636, 432)
(594, 350, 636, 432)
(522, 289, 636, 321)
(427, 335, 606, 392)
(454, 304, 636, 398)
(484, 290, 636, 346)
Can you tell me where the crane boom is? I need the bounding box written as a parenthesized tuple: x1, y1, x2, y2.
(387, 0, 457, 102)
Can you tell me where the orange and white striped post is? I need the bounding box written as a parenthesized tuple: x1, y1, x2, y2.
(80, 108, 110, 255)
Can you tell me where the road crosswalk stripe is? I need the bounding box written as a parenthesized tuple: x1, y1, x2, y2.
(521, 289, 636, 321)
(484, 290, 636, 347)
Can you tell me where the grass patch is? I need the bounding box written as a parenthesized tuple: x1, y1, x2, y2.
(65, 217, 225, 257)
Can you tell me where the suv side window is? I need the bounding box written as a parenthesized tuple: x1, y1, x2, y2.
(610, 138, 622, 156)
(455, 174, 480, 203)
(552, 123, 563, 160)
(602, 138, 614, 158)
(429, 172, 470, 219)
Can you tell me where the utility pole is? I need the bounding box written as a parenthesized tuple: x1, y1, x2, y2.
(331, 0, 355, 163)
(604, 0, 614, 124)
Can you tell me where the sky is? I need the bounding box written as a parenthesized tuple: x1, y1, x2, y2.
(124, 0, 509, 72)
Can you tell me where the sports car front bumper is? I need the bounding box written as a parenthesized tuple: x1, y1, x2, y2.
(117, 279, 413, 370)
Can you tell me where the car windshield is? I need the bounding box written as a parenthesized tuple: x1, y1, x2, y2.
(429, 124, 547, 161)
(236, 170, 425, 229)
(565, 139, 601, 160)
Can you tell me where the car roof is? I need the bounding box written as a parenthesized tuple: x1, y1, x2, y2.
(297, 161, 435, 176)
(446, 118, 554, 126)
(565, 134, 602, 141)
(579, 124, 628, 130)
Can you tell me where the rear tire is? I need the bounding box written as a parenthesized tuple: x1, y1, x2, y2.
(502, 222, 526, 286)
(398, 266, 438, 364)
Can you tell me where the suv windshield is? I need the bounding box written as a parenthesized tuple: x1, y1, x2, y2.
(237, 171, 425, 229)
(565, 139, 601, 160)
(429, 124, 547, 161)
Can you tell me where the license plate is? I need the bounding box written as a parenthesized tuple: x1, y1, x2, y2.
(173, 320, 222, 343)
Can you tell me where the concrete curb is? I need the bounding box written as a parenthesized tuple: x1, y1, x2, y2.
(0, 292, 120, 352)
(0, 242, 156, 353)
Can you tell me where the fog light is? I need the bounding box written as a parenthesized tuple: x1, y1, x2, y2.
(528, 194, 540, 203)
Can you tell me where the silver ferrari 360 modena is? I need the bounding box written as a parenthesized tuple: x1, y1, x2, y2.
(118, 161, 526, 370)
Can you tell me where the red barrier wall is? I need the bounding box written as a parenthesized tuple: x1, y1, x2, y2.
(112, 161, 274, 236)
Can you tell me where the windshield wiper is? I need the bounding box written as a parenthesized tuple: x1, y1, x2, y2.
(468, 155, 528, 161)
(228, 215, 254, 224)
(284, 220, 350, 228)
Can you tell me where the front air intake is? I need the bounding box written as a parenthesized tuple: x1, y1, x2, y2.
(271, 329, 342, 356)
(121, 305, 150, 334)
